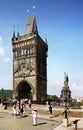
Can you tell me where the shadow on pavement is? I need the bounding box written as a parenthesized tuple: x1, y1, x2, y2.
(17, 114, 28, 118)
(37, 122, 47, 126)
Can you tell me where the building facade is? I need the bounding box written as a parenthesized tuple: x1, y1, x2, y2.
(12, 15, 48, 103)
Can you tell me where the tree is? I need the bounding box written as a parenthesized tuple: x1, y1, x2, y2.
(80, 100, 83, 106)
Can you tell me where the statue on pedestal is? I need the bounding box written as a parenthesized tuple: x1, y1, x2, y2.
(64, 72, 69, 86)
(60, 72, 72, 106)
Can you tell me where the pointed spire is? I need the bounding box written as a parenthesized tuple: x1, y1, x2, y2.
(45, 35, 48, 44)
(17, 32, 20, 37)
(24, 15, 38, 35)
(13, 25, 15, 38)
(13, 30, 15, 38)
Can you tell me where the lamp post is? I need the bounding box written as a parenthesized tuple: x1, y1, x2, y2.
(64, 88, 68, 118)
(63, 88, 69, 127)
(65, 88, 68, 107)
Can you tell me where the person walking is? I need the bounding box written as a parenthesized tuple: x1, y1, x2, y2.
(13, 104, 17, 115)
(49, 104, 52, 114)
(20, 104, 24, 117)
(32, 109, 38, 126)
(28, 99, 32, 108)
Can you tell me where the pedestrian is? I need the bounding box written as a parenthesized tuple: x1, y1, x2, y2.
(62, 107, 70, 118)
(13, 104, 17, 115)
(49, 104, 52, 114)
(28, 99, 32, 108)
(20, 104, 24, 117)
(32, 109, 38, 126)
(21, 99, 26, 113)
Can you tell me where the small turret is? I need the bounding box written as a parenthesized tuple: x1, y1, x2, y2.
(45, 37, 48, 45)
(17, 32, 20, 37)
(13, 30, 15, 38)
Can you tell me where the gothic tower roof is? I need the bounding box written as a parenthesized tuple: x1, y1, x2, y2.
(24, 15, 38, 35)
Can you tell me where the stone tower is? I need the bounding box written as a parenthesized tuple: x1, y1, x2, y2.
(12, 15, 48, 103)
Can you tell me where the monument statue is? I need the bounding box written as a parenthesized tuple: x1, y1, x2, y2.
(64, 72, 69, 86)
(60, 72, 72, 107)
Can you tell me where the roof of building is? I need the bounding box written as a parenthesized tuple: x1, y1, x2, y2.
(24, 15, 38, 35)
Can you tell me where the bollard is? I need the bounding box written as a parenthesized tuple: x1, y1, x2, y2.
(32, 109, 37, 126)
(72, 119, 80, 130)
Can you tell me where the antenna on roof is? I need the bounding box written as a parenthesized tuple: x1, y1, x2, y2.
(32, 6, 36, 15)
(26, 10, 29, 17)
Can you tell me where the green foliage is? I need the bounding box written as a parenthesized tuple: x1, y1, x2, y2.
(47, 94, 60, 101)
(80, 100, 83, 106)
(0, 88, 13, 99)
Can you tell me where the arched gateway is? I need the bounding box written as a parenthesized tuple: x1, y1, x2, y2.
(12, 15, 48, 103)
(17, 80, 32, 100)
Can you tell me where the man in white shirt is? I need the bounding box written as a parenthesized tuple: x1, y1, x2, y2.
(32, 109, 37, 126)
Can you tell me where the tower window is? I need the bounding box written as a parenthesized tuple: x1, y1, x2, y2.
(30, 48, 32, 54)
(14, 51, 17, 58)
(27, 48, 30, 55)
(18, 50, 21, 57)
(21, 49, 24, 55)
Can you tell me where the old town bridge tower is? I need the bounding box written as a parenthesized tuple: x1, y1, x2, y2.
(12, 15, 48, 103)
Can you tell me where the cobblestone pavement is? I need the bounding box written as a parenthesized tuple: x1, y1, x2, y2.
(0, 112, 57, 130)
(1, 104, 83, 130)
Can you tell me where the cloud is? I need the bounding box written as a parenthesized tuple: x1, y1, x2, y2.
(52, 80, 83, 91)
(49, 80, 62, 87)
(0, 46, 10, 62)
(0, 36, 4, 56)
(4, 57, 11, 62)
(0, 36, 10, 62)
(71, 83, 83, 90)
(0, 46, 4, 56)
(0, 36, 2, 43)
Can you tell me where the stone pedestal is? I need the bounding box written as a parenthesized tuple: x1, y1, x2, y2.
(63, 118, 69, 127)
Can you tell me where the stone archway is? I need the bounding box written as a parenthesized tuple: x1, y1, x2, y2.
(17, 80, 32, 100)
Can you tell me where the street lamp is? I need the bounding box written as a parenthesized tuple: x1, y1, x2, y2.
(64, 88, 68, 118)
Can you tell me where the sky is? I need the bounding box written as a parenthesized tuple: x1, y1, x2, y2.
(0, 0, 83, 97)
